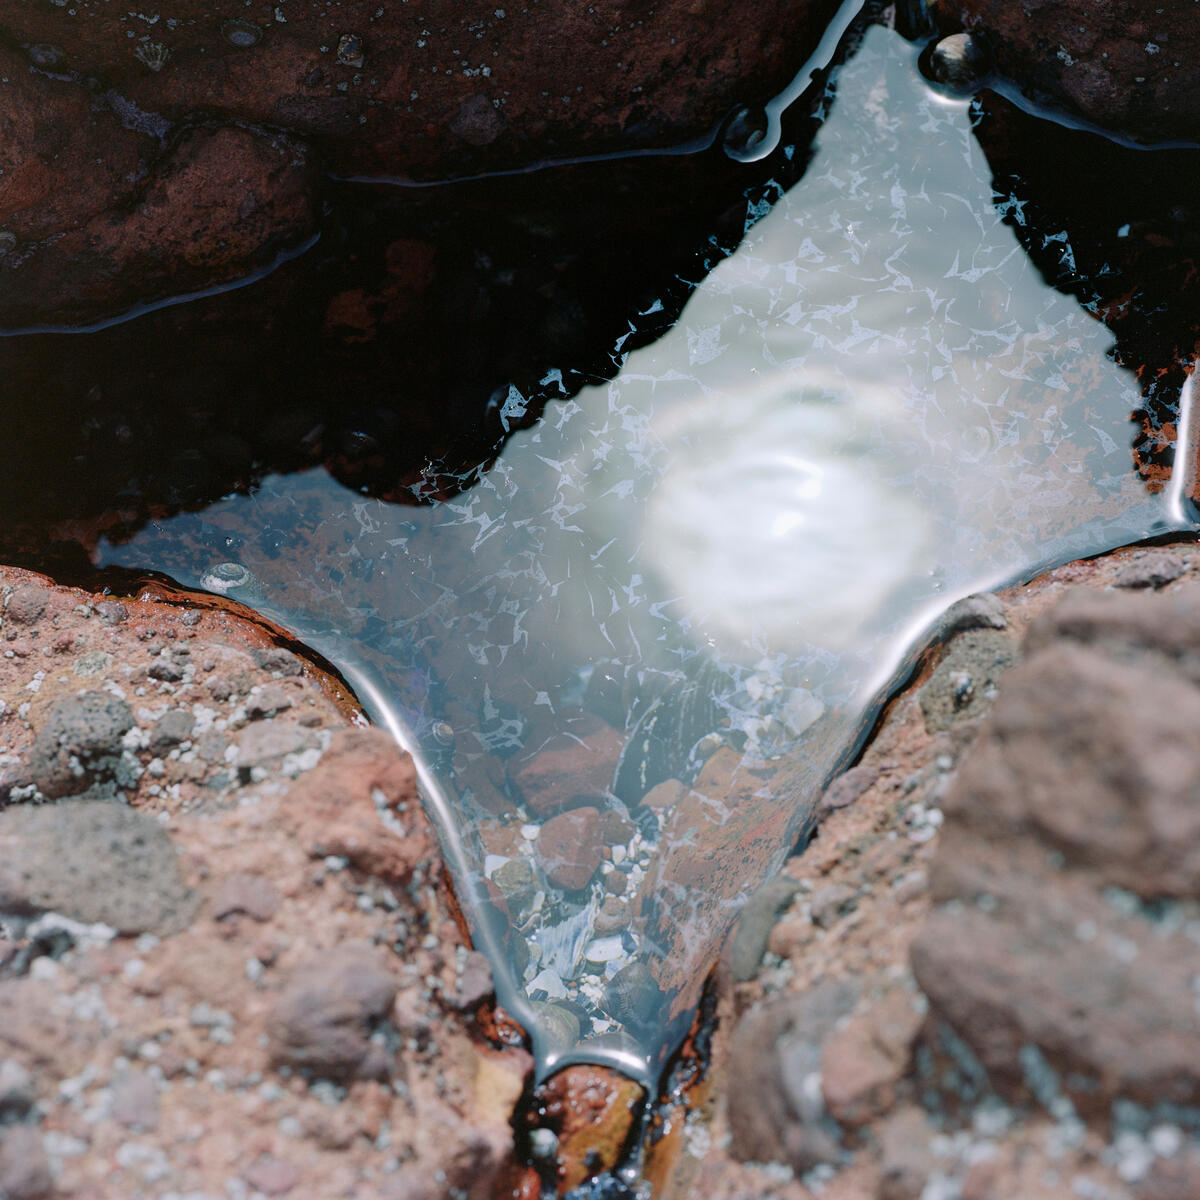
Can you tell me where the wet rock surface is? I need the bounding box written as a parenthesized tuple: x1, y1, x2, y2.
(928, 0, 1200, 143)
(0, 0, 845, 327)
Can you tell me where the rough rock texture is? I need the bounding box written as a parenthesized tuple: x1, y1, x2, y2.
(0, 123, 317, 327)
(929, 0, 1200, 143)
(913, 583, 1200, 1111)
(0, 0, 846, 325)
(523, 1065, 645, 1194)
(665, 540, 1200, 1200)
(0, 801, 198, 934)
(0, 565, 528, 1199)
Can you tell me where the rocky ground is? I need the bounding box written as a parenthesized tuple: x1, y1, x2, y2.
(0, 566, 530, 1199)
(678, 539, 1200, 1200)
(2, 540, 1200, 1199)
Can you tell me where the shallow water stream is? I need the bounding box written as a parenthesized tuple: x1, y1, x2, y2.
(92, 23, 1200, 1091)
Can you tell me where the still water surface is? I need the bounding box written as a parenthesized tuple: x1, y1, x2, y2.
(100, 26, 1198, 1087)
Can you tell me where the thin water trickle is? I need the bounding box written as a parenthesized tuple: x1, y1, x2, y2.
(97, 25, 1199, 1088)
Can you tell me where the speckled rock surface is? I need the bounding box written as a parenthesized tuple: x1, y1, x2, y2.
(664, 540, 1200, 1200)
(0, 564, 530, 1198)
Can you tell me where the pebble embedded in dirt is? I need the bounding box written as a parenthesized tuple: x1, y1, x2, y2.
(24, 690, 136, 799)
(268, 942, 398, 1081)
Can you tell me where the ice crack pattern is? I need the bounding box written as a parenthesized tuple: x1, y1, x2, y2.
(101, 26, 1198, 1087)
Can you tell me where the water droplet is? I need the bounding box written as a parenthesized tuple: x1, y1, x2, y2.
(919, 32, 993, 94)
(202, 562, 253, 593)
(221, 19, 263, 49)
(722, 105, 772, 162)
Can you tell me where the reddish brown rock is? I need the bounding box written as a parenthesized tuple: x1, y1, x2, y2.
(0, 123, 317, 328)
(727, 978, 859, 1172)
(0, 0, 847, 325)
(267, 942, 397, 1080)
(0, 1124, 52, 1200)
(210, 872, 283, 922)
(929, 0, 1200, 143)
(933, 637, 1200, 898)
(637, 747, 801, 1025)
(536, 806, 603, 891)
(875, 1105, 938, 1200)
(280, 727, 432, 883)
(531, 1065, 644, 1194)
(507, 711, 624, 817)
(1137, 1153, 1200, 1200)
(820, 988, 923, 1127)
(243, 1157, 303, 1197)
(911, 589, 1200, 1112)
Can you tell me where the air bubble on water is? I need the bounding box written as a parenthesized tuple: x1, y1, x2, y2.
(918, 33, 994, 95)
(722, 106, 777, 163)
(201, 562, 253, 593)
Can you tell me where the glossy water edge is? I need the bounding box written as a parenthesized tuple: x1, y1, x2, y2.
(92, 25, 1200, 1089)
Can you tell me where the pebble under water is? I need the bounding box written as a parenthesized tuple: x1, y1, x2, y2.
(99, 26, 1199, 1088)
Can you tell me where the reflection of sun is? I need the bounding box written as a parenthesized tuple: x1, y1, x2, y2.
(639, 371, 935, 658)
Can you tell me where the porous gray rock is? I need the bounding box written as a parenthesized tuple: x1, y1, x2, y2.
(25, 690, 136, 799)
(918, 630, 1018, 734)
(729, 875, 799, 982)
(0, 800, 197, 934)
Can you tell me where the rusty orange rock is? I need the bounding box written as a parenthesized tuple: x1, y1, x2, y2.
(532, 1065, 644, 1194)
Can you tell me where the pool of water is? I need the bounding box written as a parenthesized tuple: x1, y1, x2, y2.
(93, 23, 1200, 1088)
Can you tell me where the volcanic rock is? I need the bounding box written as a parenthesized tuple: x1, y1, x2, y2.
(536, 806, 604, 891)
(912, 588, 1200, 1111)
(507, 711, 624, 818)
(0, 800, 197, 934)
(0, 0, 848, 325)
(25, 690, 136, 800)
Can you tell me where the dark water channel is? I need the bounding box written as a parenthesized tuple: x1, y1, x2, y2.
(3, 12, 1200, 1098)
